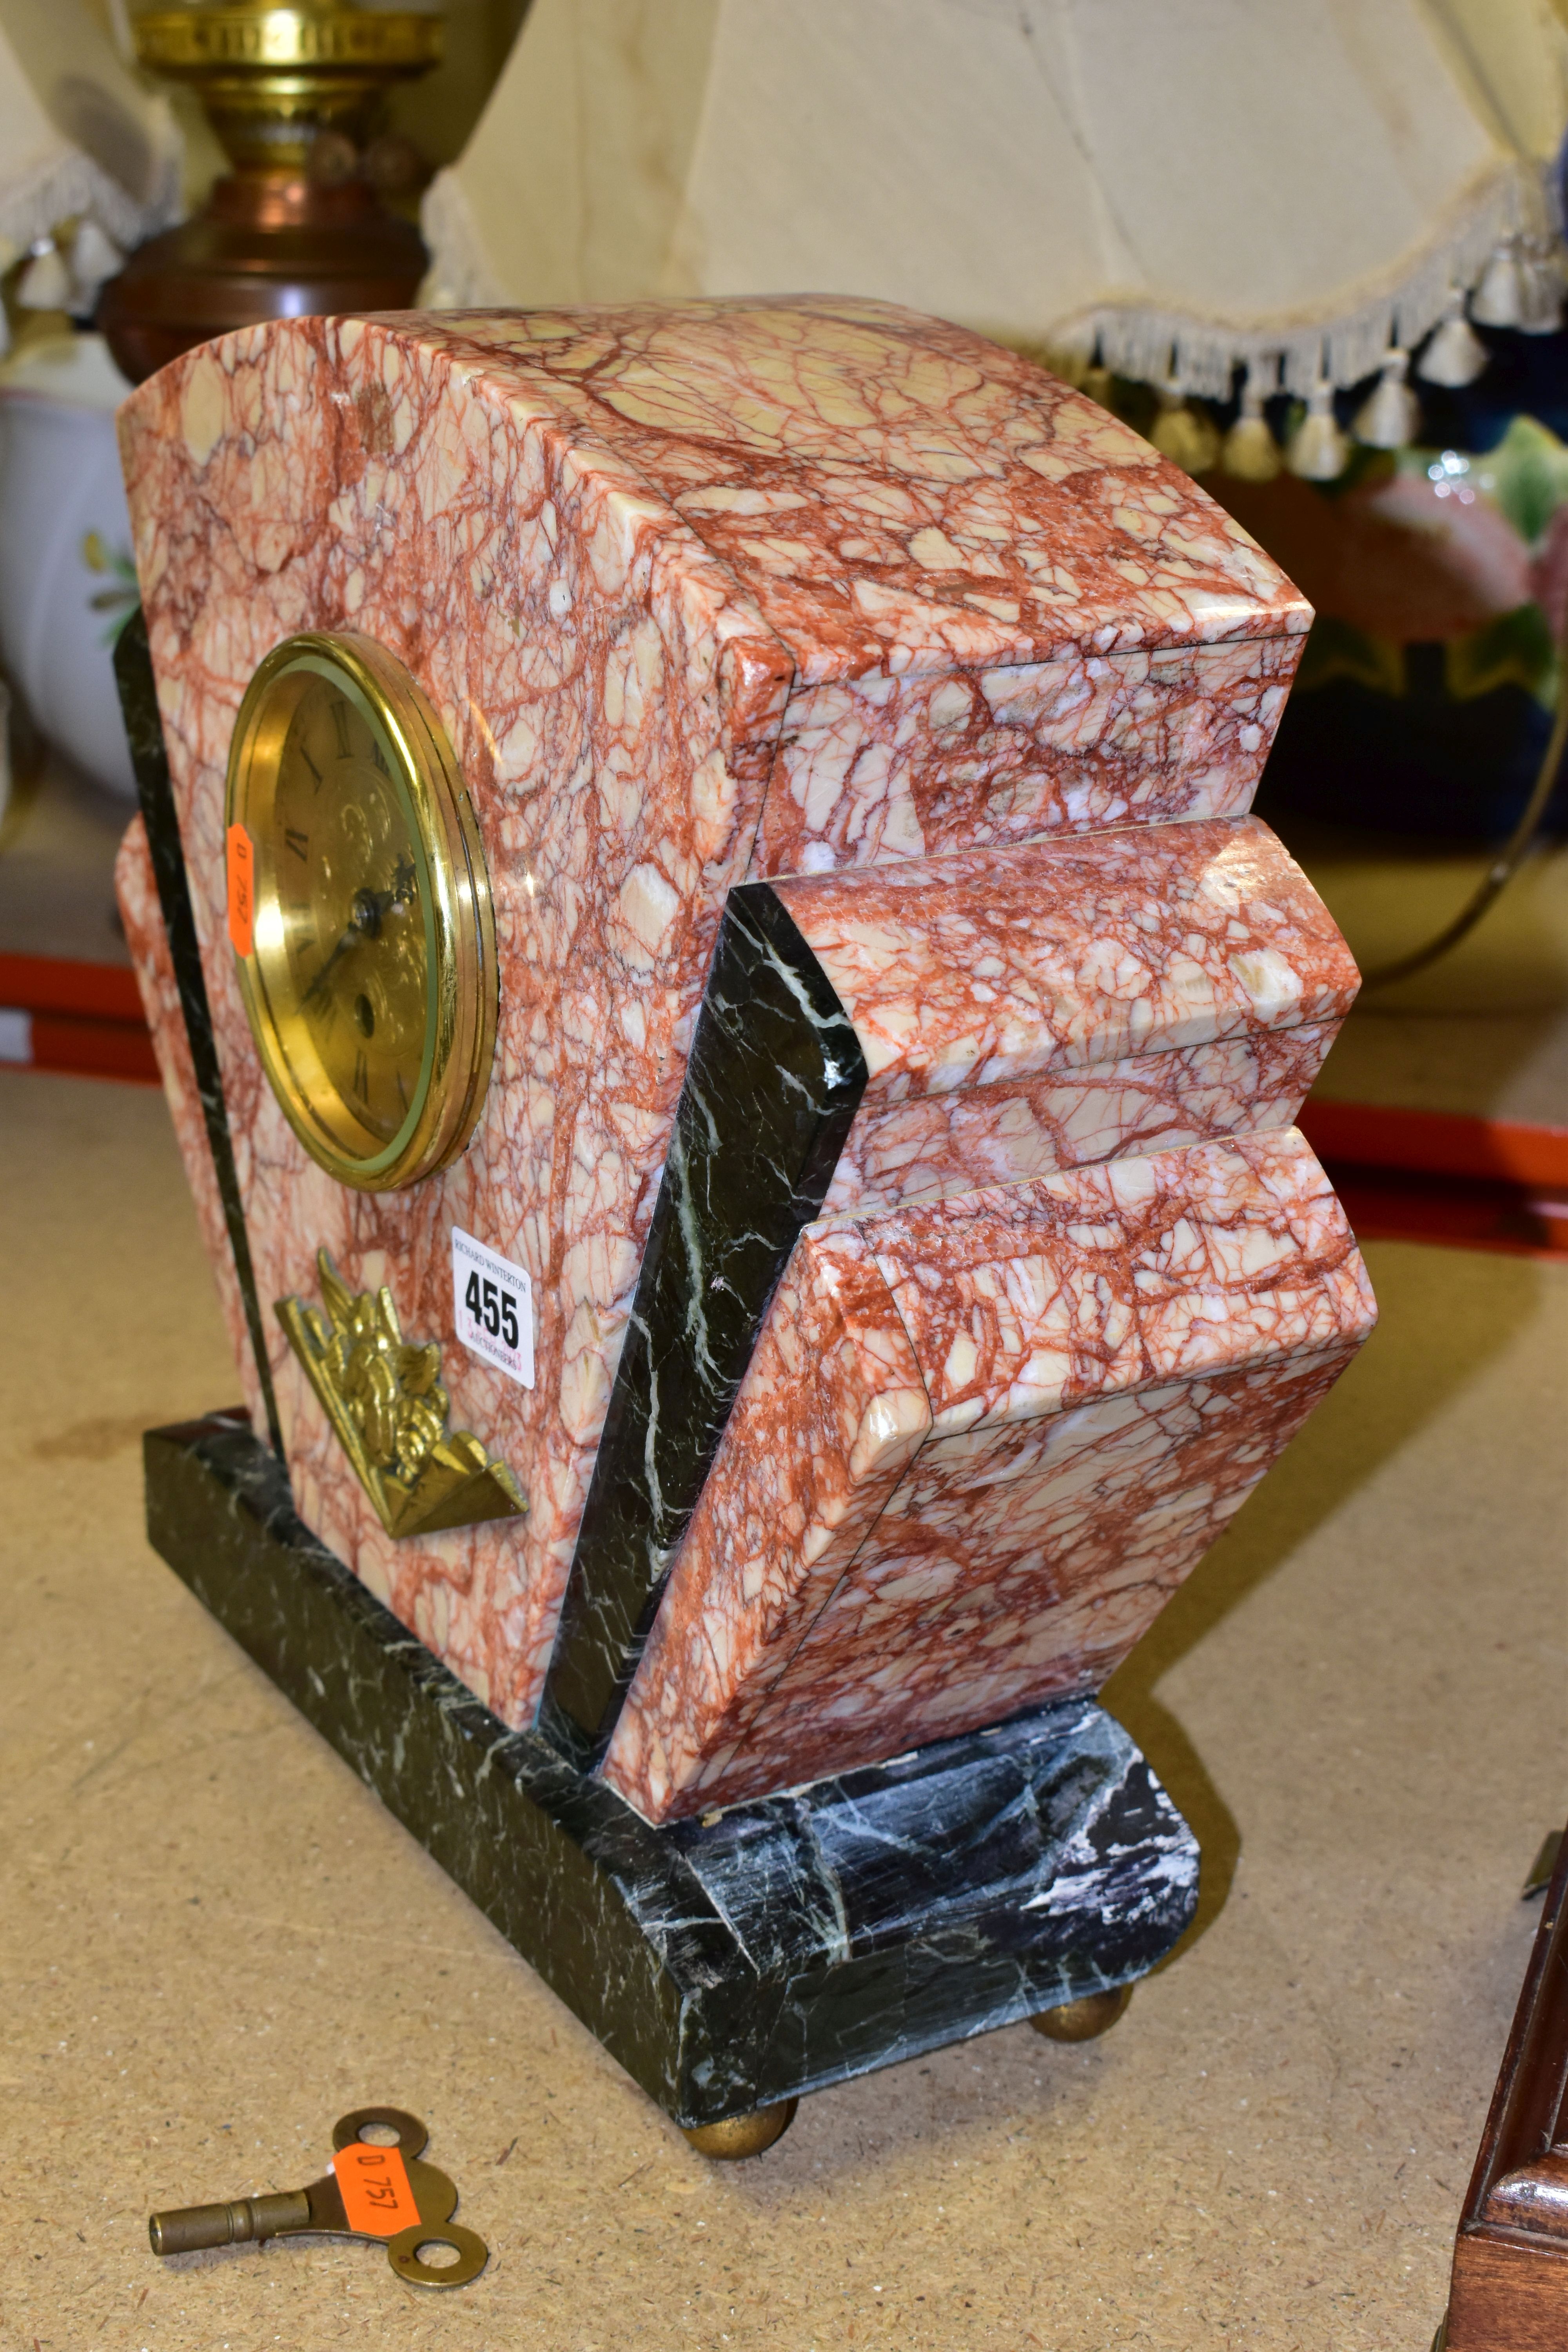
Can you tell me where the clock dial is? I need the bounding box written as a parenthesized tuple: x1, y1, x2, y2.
(226, 633, 497, 1191)
(273, 675, 428, 1150)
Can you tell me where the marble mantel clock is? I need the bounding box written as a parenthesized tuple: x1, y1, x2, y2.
(115, 296, 1375, 2151)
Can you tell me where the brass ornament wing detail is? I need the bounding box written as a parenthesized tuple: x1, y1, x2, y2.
(277, 1250, 526, 1539)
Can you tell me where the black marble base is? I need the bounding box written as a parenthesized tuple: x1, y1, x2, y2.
(145, 1413, 1200, 2128)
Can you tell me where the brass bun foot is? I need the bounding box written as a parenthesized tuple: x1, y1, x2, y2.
(680, 2099, 799, 2160)
(1029, 1984, 1134, 2043)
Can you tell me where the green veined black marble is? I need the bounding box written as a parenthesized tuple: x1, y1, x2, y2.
(541, 884, 868, 1762)
(146, 1412, 1199, 2127)
(115, 612, 284, 1455)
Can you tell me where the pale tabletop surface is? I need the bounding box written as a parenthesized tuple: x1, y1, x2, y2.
(1295, 825, 1568, 1129)
(0, 753, 134, 969)
(2, 1069, 1564, 2352)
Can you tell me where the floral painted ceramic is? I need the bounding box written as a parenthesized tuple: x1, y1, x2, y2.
(0, 333, 139, 799)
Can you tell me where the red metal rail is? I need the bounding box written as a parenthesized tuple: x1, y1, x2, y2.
(1297, 1102, 1568, 1260)
(0, 951, 159, 1084)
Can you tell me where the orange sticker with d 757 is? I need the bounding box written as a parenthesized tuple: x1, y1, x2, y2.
(225, 823, 254, 957)
(332, 2140, 420, 2236)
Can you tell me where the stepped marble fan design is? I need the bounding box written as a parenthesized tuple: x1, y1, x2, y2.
(116, 297, 1374, 2136)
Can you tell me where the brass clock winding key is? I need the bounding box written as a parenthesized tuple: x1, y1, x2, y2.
(147, 2107, 487, 2288)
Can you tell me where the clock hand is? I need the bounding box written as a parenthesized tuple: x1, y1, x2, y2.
(351, 861, 418, 935)
(303, 922, 363, 1009)
(302, 867, 417, 1009)
(302, 940, 345, 1007)
(302, 889, 383, 1008)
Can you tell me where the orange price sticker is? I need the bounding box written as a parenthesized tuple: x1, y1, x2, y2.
(225, 823, 254, 958)
(332, 2140, 420, 2237)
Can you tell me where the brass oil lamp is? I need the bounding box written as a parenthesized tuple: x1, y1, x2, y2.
(99, 0, 440, 384)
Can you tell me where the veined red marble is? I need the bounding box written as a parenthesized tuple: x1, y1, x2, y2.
(421, 299, 1307, 675)
(416, 301, 1310, 873)
(777, 813, 1356, 1212)
(600, 1128, 1375, 1822)
(118, 294, 1310, 1732)
(750, 636, 1302, 874)
(819, 1024, 1341, 1214)
(779, 817, 1355, 1103)
(115, 815, 267, 1435)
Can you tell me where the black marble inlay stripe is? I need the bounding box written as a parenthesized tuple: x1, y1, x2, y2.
(115, 614, 284, 1456)
(146, 1412, 1198, 2127)
(541, 885, 868, 1762)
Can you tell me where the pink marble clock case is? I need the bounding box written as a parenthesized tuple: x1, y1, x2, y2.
(536, 805, 1363, 1760)
(779, 811, 1359, 1214)
(115, 294, 1315, 1741)
(601, 1127, 1375, 1821)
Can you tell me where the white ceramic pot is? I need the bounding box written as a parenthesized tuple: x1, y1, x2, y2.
(0, 333, 140, 799)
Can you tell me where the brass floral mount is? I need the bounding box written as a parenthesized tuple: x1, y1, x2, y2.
(276, 1250, 525, 1539)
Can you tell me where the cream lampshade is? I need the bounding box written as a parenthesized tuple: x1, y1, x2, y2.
(420, 0, 1568, 401)
(0, 0, 182, 321)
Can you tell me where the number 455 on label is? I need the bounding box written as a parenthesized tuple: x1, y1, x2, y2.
(451, 1227, 534, 1389)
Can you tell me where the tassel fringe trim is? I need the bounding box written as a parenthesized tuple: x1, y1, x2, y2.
(418, 155, 1555, 400)
(1052, 163, 1542, 399)
(417, 171, 510, 310)
(0, 143, 182, 271)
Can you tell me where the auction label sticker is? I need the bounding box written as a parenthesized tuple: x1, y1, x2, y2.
(452, 1227, 534, 1388)
(225, 824, 255, 957)
(332, 2140, 419, 2236)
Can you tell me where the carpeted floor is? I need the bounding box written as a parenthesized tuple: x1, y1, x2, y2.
(1, 1067, 1564, 2350)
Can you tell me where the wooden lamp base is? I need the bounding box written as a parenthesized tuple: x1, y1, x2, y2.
(98, 0, 438, 386)
(99, 172, 426, 387)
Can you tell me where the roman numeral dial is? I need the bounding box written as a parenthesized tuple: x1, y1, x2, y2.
(225, 632, 497, 1193)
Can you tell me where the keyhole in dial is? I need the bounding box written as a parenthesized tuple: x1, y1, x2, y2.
(354, 993, 376, 1038)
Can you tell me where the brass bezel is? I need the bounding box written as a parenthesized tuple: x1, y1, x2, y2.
(225, 631, 497, 1193)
